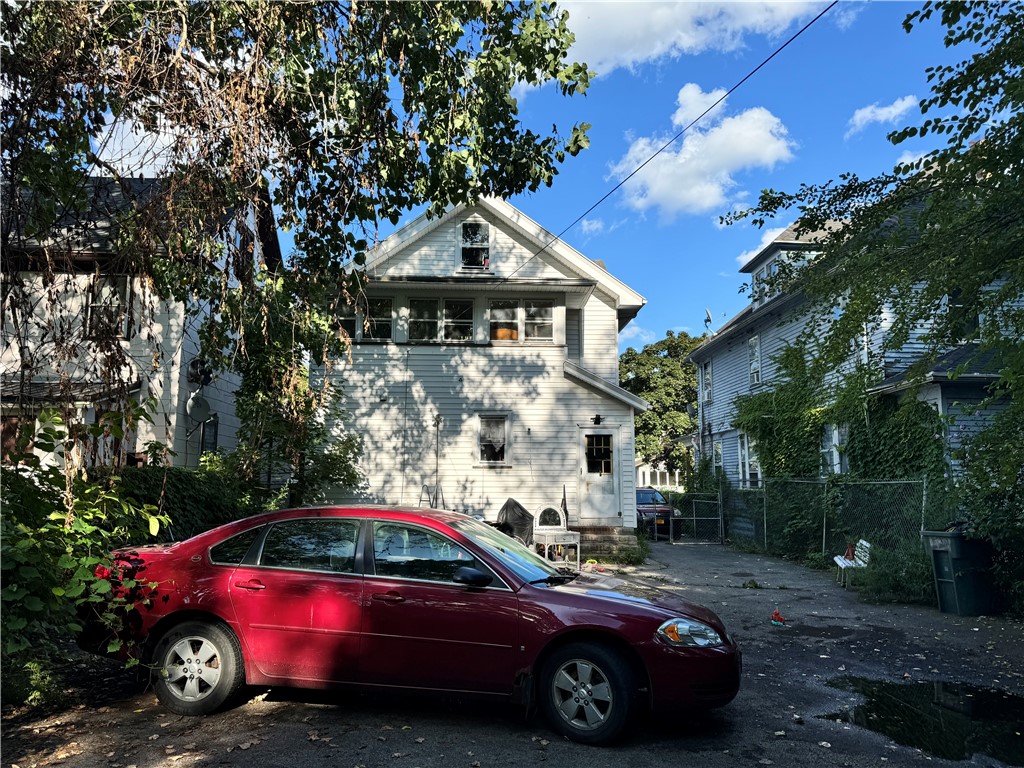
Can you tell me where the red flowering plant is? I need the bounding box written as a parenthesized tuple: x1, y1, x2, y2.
(81, 550, 161, 661)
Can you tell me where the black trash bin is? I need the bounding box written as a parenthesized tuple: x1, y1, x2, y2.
(922, 529, 1000, 616)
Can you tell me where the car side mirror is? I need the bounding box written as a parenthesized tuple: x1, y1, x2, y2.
(452, 566, 492, 588)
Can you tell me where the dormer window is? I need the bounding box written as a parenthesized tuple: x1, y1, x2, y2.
(460, 221, 490, 270)
(752, 261, 780, 308)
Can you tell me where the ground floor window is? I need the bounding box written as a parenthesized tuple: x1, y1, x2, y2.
(478, 414, 508, 465)
(738, 433, 761, 488)
(820, 423, 849, 476)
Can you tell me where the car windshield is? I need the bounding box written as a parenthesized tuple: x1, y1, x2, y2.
(450, 516, 563, 584)
(637, 489, 667, 505)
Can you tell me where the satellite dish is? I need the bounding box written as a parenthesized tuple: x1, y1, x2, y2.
(186, 393, 211, 422)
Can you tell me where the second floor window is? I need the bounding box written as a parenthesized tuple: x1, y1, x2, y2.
(409, 298, 439, 341)
(86, 275, 132, 339)
(749, 335, 761, 385)
(365, 298, 394, 341)
(488, 299, 554, 342)
(701, 361, 712, 403)
(443, 299, 474, 341)
(409, 298, 475, 342)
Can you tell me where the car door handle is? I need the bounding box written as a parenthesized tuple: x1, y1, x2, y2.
(234, 580, 267, 591)
(372, 592, 405, 603)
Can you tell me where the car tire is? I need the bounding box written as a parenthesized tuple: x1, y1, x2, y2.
(151, 620, 244, 716)
(538, 642, 634, 745)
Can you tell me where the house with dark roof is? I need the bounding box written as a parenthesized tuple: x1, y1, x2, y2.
(1, 177, 280, 468)
(687, 225, 1006, 486)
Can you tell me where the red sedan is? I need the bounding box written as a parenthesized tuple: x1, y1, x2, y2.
(85, 506, 740, 745)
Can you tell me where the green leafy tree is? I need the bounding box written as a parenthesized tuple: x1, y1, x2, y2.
(620, 331, 702, 478)
(724, 1, 1021, 398)
(2, 0, 593, 485)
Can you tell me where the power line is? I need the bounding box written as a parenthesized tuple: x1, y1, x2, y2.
(504, 0, 839, 282)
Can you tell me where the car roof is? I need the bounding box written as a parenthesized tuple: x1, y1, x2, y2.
(191, 505, 477, 544)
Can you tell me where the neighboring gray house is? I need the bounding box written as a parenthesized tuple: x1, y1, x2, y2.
(688, 225, 1005, 487)
(320, 197, 650, 541)
(1, 178, 279, 468)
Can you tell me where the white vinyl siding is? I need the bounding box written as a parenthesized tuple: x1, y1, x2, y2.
(322, 344, 638, 522)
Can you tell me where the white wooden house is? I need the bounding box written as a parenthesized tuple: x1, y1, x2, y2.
(321, 197, 649, 537)
(1, 178, 278, 468)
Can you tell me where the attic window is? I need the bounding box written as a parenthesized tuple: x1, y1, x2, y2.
(461, 221, 490, 269)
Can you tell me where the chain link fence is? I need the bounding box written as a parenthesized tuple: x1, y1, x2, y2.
(724, 478, 931, 560)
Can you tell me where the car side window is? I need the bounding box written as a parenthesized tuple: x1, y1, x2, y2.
(210, 527, 263, 565)
(259, 519, 359, 574)
(372, 522, 478, 582)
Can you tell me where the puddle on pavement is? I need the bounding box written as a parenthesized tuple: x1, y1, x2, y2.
(821, 676, 1024, 765)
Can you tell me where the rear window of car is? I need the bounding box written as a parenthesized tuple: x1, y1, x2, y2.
(637, 489, 667, 505)
(209, 527, 263, 565)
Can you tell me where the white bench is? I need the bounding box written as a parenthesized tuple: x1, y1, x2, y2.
(834, 539, 871, 588)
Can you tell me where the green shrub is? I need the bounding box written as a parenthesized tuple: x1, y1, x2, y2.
(856, 547, 936, 605)
(0, 412, 169, 706)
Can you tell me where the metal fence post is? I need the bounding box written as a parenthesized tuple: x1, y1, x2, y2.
(763, 480, 768, 551)
(921, 474, 928, 535)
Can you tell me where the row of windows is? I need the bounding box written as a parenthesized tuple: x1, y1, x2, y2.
(338, 298, 554, 344)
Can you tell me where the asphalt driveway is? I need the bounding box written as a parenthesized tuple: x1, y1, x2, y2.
(4, 541, 1023, 767)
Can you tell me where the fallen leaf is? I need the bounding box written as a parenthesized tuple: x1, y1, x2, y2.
(148, 734, 160, 741)
(819, 741, 832, 748)
(415, 738, 425, 744)
(774, 730, 786, 738)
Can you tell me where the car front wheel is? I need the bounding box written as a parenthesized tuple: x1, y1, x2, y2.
(151, 620, 244, 716)
(539, 642, 633, 745)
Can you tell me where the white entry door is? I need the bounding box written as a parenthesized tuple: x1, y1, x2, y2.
(578, 428, 619, 522)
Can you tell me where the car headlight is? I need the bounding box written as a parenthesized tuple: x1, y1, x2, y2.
(656, 618, 724, 648)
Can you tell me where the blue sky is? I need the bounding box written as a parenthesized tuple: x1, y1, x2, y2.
(487, 1, 957, 352)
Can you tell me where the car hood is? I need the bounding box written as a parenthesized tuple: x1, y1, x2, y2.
(550, 571, 725, 629)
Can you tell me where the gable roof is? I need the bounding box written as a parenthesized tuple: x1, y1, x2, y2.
(2, 176, 282, 270)
(740, 221, 835, 275)
(365, 197, 646, 329)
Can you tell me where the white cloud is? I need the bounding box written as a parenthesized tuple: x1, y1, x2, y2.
(736, 225, 789, 267)
(561, 1, 826, 77)
(845, 95, 918, 139)
(895, 149, 928, 170)
(672, 83, 728, 128)
(619, 321, 657, 347)
(580, 218, 605, 235)
(609, 84, 796, 219)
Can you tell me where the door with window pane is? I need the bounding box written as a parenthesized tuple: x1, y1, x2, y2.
(579, 429, 618, 521)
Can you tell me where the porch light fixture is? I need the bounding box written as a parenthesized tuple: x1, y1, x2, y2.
(591, 415, 602, 425)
